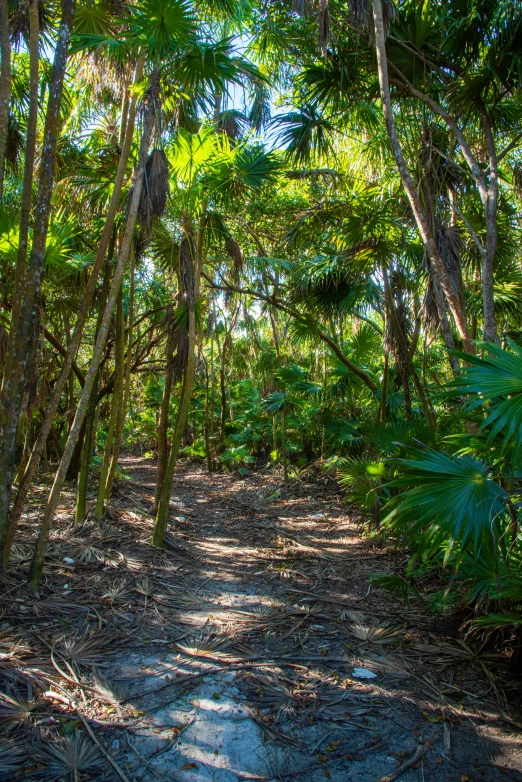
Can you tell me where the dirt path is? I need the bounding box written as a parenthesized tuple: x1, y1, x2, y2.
(108, 457, 521, 782)
(4, 457, 522, 781)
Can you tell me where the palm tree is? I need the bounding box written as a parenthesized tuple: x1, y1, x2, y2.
(0, 0, 76, 556)
(0, 0, 10, 199)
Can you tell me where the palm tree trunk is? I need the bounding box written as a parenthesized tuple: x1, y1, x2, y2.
(104, 286, 127, 501)
(1, 59, 143, 564)
(219, 337, 227, 442)
(154, 313, 177, 512)
(0, 0, 76, 551)
(480, 111, 499, 344)
(371, 0, 473, 355)
(379, 352, 389, 423)
(0, 0, 11, 200)
(75, 262, 112, 523)
(203, 353, 213, 473)
(152, 216, 204, 548)
(121, 241, 136, 427)
(27, 75, 156, 587)
(5, 0, 39, 375)
(152, 291, 197, 547)
(280, 411, 288, 483)
(75, 385, 97, 524)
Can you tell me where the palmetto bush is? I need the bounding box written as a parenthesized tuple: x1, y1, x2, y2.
(378, 343, 522, 631)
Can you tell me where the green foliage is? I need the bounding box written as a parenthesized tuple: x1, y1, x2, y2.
(384, 448, 508, 555)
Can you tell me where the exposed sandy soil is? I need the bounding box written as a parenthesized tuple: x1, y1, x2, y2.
(2, 456, 521, 781)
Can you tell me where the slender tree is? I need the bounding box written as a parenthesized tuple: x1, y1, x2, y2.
(0, 0, 76, 549)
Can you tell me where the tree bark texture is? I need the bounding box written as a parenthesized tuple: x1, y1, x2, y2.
(27, 75, 156, 587)
(0, 0, 76, 550)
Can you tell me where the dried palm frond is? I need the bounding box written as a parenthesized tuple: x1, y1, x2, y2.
(413, 642, 475, 660)
(73, 544, 106, 564)
(358, 654, 410, 677)
(92, 670, 126, 705)
(318, 0, 329, 54)
(31, 731, 103, 776)
(139, 148, 169, 234)
(54, 629, 116, 665)
(32, 599, 89, 617)
(339, 608, 364, 622)
(101, 580, 131, 603)
(9, 544, 33, 563)
(0, 628, 31, 656)
(96, 519, 112, 538)
(0, 738, 26, 777)
(349, 622, 402, 644)
(0, 692, 36, 728)
(134, 576, 155, 598)
(155, 588, 206, 608)
(176, 630, 231, 658)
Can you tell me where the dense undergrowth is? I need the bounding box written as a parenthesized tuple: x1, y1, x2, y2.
(1, 0, 522, 670)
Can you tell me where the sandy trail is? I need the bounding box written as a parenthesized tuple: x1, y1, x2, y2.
(100, 456, 521, 782)
(5, 456, 521, 781)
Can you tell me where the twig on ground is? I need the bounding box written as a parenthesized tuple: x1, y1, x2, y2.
(377, 742, 427, 782)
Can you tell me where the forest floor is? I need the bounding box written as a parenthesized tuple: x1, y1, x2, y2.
(2, 456, 522, 781)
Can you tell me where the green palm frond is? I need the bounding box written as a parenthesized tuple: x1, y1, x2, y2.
(261, 390, 296, 414)
(272, 105, 336, 164)
(131, 0, 195, 59)
(450, 340, 522, 451)
(384, 447, 509, 555)
(275, 364, 322, 395)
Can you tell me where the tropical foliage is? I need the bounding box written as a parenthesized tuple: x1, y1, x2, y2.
(1, 0, 522, 665)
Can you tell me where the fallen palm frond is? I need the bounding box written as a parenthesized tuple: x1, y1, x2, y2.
(73, 544, 106, 564)
(155, 587, 209, 608)
(8, 544, 34, 563)
(0, 692, 37, 729)
(31, 730, 103, 777)
(54, 629, 117, 665)
(348, 621, 402, 644)
(134, 576, 155, 598)
(32, 599, 90, 617)
(244, 669, 351, 723)
(413, 641, 476, 660)
(358, 654, 410, 678)
(0, 738, 27, 777)
(176, 630, 232, 658)
(92, 670, 126, 705)
(101, 579, 131, 603)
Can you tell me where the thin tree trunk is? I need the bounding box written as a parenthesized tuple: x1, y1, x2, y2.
(76, 259, 113, 520)
(27, 75, 156, 586)
(371, 0, 473, 355)
(480, 110, 499, 344)
(75, 385, 97, 524)
(154, 313, 176, 511)
(0, 0, 11, 200)
(280, 411, 288, 483)
(219, 337, 227, 442)
(209, 306, 216, 470)
(152, 216, 203, 547)
(104, 284, 126, 500)
(431, 275, 460, 376)
(121, 240, 136, 426)
(1, 59, 143, 563)
(379, 352, 389, 424)
(0, 0, 76, 548)
(152, 283, 197, 547)
(203, 353, 213, 473)
(5, 0, 39, 374)
(95, 288, 124, 517)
